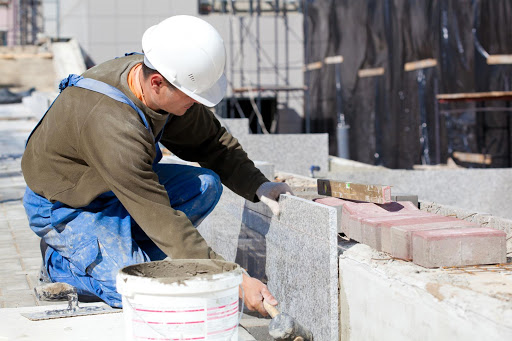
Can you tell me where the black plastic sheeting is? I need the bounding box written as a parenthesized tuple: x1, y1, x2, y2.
(0, 87, 35, 104)
(305, 0, 512, 168)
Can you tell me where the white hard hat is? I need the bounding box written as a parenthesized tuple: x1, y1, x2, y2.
(142, 15, 227, 107)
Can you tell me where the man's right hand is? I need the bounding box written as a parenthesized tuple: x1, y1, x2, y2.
(239, 272, 278, 316)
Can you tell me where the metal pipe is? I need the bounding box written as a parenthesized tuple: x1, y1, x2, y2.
(239, 16, 244, 88)
(335, 62, 349, 158)
(284, 1, 289, 118)
(275, 0, 279, 94)
(56, 0, 60, 39)
(434, 77, 441, 164)
(304, 0, 311, 133)
(374, 76, 383, 165)
(31, 0, 37, 44)
(256, 0, 262, 133)
(229, 14, 234, 118)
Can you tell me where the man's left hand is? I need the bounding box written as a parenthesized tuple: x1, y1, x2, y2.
(256, 182, 294, 216)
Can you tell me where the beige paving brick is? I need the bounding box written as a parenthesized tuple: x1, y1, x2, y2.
(0, 291, 37, 308)
(0, 275, 31, 291)
(0, 253, 23, 261)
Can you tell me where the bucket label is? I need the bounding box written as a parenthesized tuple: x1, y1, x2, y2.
(124, 293, 239, 340)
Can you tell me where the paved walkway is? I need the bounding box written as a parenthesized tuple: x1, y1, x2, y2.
(0, 102, 270, 340)
(0, 103, 43, 309)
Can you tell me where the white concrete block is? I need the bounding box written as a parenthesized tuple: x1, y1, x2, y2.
(339, 243, 512, 341)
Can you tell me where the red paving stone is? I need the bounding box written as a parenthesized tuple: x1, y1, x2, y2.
(316, 197, 507, 267)
(390, 218, 478, 260)
(413, 227, 507, 268)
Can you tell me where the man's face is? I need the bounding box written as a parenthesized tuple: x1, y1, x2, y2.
(157, 84, 198, 116)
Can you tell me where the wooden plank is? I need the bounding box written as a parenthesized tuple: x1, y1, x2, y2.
(358, 67, 385, 78)
(317, 179, 392, 204)
(304, 61, 323, 71)
(437, 91, 512, 103)
(0, 52, 53, 60)
(487, 54, 512, 65)
(404, 58, 437, 71)
(452, 151, 492, 165)
(324, 55, 344, 64)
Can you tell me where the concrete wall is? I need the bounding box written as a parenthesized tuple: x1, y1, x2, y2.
(222, 118, 329, 177)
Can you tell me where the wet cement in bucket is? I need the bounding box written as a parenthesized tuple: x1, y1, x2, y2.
(121, 259, 239, 285)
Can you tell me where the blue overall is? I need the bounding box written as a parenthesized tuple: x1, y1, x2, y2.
(23, 74, 223, 307)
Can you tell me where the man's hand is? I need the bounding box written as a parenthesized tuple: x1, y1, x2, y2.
(256, 182, 294, 216)
(239, 272, 278, 316)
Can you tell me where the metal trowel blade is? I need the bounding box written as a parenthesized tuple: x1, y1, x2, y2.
(21, 304, 120, 321)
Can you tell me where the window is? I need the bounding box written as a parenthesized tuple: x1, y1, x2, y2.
(0, 31, 7, 46)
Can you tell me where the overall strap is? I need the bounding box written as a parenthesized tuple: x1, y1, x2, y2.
(26, 73, 164, 147)
(61, 74, 154, 137)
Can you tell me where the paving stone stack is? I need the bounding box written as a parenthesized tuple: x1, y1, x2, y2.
(315, 197, 507, 268)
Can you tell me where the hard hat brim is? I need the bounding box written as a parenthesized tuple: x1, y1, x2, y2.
(174, 73, 227, 108)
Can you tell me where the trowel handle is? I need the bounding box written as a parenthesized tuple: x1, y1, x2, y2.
(263, 299, 280, 318)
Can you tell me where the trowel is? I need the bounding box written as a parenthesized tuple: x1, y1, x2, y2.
(21, 282, 119, 321)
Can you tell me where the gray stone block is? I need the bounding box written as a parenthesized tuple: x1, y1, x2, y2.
(198, 186, 244, 262)
(265, 195, 339, 341)
(239, 134, 329, 177)
(22, 92, 57, 119)
(391, 193, 419, 208)
(242, 207, 271, 236)
(220, 118, 250, 139)
(253, 161, 275, 181)
(201, 192, 340, 340)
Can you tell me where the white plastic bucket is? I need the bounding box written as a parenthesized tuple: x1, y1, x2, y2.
(117, 259, 243, 341)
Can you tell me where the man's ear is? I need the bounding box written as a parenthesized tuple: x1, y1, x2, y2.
(149, 74, 166, 93)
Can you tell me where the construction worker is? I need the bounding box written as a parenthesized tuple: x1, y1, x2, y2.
(21, 15, 292, 315)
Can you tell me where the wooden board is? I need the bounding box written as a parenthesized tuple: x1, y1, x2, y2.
(324, 55, 344, 64)
(304, 61, 323, 71)
(452, 151, 492, 165)
(436, 91, 512, 103)
(487, 54, 512, 65)
(404, 58, 437, 71)
(0, 52, 52, 60)
(358, 67, 385, 78)
(317, 179, 392, 204)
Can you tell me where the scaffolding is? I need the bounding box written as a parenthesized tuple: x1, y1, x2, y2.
(200, 0, 304, 134)
(6, 0, 43, 45)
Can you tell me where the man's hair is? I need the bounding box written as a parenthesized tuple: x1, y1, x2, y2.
(141, 62, 176, 89)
